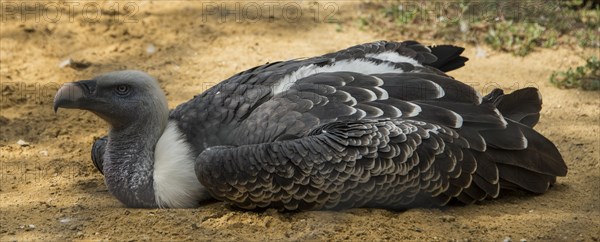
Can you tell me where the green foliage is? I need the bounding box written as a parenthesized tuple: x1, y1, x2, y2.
(357, 16, 370, 30)
(380, 3, 421, 25)
(575, 29, 600, 48)
(550, 56, 600, 91)
(484, 21, 558, 56)
(360, 0, 599, 56)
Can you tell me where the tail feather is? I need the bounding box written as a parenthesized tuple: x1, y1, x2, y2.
(497, 164, 555, 193)
(486, 121, 567, 177)
(478, 88, 567, 195)
(428, 45, 469, 72)
(497, 87, 542, 127)
(479, 120, 528, 150)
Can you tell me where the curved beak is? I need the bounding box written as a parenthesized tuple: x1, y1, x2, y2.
(53, 80, 96, 113)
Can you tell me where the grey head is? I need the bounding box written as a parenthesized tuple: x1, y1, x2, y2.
(54, 70, 169, 130)
(54, 70, 169, 208)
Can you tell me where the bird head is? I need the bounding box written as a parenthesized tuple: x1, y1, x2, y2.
(54, 70, 169, 130)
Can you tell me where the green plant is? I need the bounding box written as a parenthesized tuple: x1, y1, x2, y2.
(550, 56, 600, 91)
(379, 4, 420, 25)
(359, 0, 598, 56)
(358, 16, 370, 30)
(484, 21, 558, 56)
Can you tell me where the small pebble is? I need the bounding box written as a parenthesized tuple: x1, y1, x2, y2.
(28, 224, 35, 229)
(58, 58, 91, 70)
(40, 150, 49, 156)
(146, 44, 157, 55)
(441, 215, 456, 222)
(520, 239, 527, 242)
(23, 26, 35, 32)
(58, 58, 71, 68)
(476, 46, 488, 58)
(503, 236, 512, 242)
(17, 139, 30, 147)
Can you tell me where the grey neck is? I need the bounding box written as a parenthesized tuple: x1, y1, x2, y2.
(104, 117, 165, 208)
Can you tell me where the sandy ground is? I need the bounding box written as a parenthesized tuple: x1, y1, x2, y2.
(1, 1, 599, 241)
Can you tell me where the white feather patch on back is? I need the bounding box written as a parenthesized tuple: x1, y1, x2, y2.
(273, 59, 405, 95)
(153, 121, 211, 208)
(365, 51, 422, 66)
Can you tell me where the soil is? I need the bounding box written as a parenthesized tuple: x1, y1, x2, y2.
(1, 2, 598, 241)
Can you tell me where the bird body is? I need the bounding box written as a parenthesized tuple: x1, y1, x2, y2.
(54, 40, 567, 210)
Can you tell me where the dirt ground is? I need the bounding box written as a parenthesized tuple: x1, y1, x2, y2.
(1, 1, 599, 241)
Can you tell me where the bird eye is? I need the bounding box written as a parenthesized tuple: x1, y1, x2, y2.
(115, 85, 130, 95)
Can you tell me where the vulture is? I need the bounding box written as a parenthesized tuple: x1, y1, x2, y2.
(54, 40, 567, 210)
